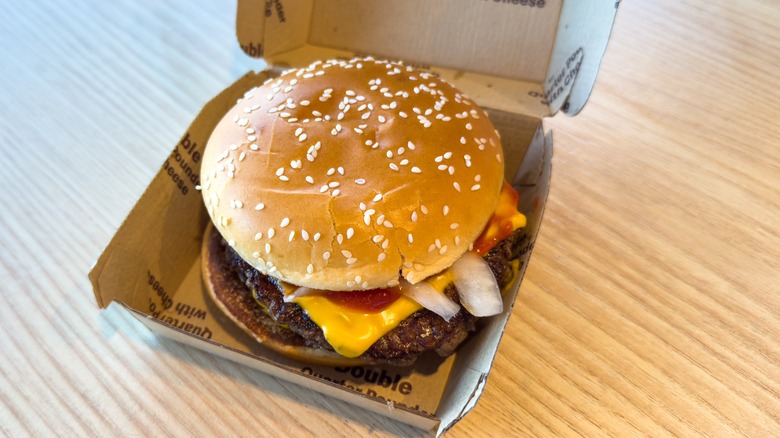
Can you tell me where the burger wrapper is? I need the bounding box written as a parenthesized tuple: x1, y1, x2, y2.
(90, 0, 616, 434)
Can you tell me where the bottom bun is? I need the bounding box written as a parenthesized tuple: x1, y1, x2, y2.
(201, 223, 365, 367)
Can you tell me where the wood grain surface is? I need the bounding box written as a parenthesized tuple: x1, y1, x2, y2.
(2, 0, 779, 436)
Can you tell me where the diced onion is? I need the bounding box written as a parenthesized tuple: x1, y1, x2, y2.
(283, 287, 321, 303)
(399, 280, 460, 322)
(450, 252, 503, 317)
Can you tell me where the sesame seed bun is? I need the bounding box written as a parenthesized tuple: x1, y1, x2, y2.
(200, 57, 504, 291)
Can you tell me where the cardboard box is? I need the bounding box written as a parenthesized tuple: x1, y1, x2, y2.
(90, 0, 617, 434)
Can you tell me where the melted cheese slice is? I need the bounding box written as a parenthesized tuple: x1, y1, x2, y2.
(293, 294, 422, 358)
(292, 271, 454, 358)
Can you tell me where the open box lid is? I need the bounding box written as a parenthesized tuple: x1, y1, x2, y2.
(236, 0, 618, 118)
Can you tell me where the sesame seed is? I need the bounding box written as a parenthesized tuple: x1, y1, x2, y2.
(276, 168, 285, 176)
(466, 123, 473, 130)
(443, 205, 449, 216)
(399, 111, 408, 118)
(268, 228, 275, 238)
(298, 133, 307, 142)
(444, 152, 453, 159)
(301, 230, 309, 240)
(377, 253, 386, 262)
(355, 179, 366, 186)
(372, 193, 383, 202)
(280, 217, 290, 227)
(460, 136, 466, 144)
(435, 239, 442, 248)
(453, 182, 461, 192)
(323, 251, 331, 260)
(337, 234, 344, 244)
(320, 185, 329, 193)
(450, 223, 459, 229)
(341, 250, 352, 258)
(265, 243, 271, 254)
(314, 233, 321, 241)
(328, 181, 340, 188)
(338, 167, 344, 175)
(332, 189, 340, 196)
(305, 176, 314, 184)
(346, 257, 357, 265)
(420, 205, 428, 214)
(448, 166, 455, 175)
(295, 127, 303, 136)
(471, 184, 481, 191)
(438, 164, 448, 171)
(279, 175, 289, 181)
(439, 245, 448, 255)
(300, 100, 310, 106)
(411, 167, 422, 174)
(389, 163, 399, 171)
(307, 264, 314, 274)
(382, 239, 390, 249)
(372, 235, 384, 243)
(408, 234, 414, 243)
(428, 244, 436, 253)
(289, 231, 295, 241)
(455, 236, 461, 245)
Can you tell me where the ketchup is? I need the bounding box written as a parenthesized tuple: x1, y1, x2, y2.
(472, 182, 525, 255)
(325, 287, 402, 313)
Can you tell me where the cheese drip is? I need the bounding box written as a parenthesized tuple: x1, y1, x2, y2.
(292, 271, 454, 358)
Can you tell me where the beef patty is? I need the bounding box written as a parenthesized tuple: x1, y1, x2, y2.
(215, 226, 528, 365)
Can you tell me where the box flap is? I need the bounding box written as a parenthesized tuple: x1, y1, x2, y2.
(236, 0, 618, 117)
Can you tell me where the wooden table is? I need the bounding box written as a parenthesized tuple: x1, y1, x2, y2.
(2, 1, 779, 436)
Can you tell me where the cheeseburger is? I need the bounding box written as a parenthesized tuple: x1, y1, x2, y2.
(200, 57, 527, 366)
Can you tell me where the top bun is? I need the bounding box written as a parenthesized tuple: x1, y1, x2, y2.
(200, 57, 504, 291)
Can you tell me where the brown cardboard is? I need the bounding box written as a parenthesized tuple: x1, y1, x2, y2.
(91, 0, 616, 435)
(236, 0, 618, 116)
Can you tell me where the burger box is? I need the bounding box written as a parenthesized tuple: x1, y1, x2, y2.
(89, 0, 617, 434)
